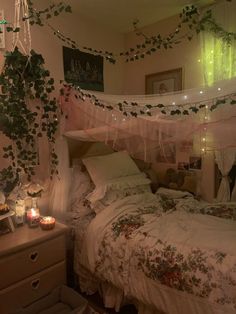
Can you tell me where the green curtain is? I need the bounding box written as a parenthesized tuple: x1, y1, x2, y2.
(201, 1, 236, 86)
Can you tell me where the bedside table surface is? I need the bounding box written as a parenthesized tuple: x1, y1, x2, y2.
(0, 222, 68, 258)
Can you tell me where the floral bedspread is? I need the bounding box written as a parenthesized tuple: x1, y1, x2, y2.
(78, 193, 236, 313)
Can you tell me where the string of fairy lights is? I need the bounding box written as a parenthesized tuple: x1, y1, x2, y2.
(60, 82, 236, 155)
(1, 0, 236, 156)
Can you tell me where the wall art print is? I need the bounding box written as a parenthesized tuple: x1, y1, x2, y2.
(145, 68, 182, 95)
(156, 143, 176, 164)
(63, 46, 104, 92)
(0, 10, 5, 49)
(189, 156, 202, 170)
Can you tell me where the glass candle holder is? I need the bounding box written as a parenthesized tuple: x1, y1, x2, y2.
(15, 199, 25, 225)
(26, 208, 40, 228)
(40, 216, 56, 230)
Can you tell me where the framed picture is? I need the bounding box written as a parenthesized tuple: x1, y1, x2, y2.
(63, 46, 104, 92)
(156, 143, 176, 164)
(189, 156, 202, 170)
(145, 68, 182, 94)
(0, 10, 5, 49)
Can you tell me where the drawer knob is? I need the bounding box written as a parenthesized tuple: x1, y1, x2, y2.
(31, 278, 40, 290)
(29, 251, 38, 262)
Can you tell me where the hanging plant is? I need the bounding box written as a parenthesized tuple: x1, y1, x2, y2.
(0, 47, 59, 194)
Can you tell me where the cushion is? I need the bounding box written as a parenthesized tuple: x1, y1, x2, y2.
(82, 151, 140, 186)
(156, 187, 192, 199)
(86, 173, 151, 205)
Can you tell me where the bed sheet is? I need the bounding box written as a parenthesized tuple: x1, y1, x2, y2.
(74, 192, 236, 314)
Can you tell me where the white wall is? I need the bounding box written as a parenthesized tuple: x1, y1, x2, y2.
(0, 2, 215, 201)
(1, 0, 125, 94)
(123, 14, 204, 95)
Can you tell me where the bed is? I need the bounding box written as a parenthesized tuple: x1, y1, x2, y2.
(66, 149, 236, 314)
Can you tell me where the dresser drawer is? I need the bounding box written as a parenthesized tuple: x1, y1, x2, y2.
(0, 235, 65, 289)
(0, 260, 66, 314)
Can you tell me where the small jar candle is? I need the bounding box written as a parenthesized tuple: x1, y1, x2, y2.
(27, 208, 40, 228)
(15, 200, 25, 225)
(40, 216, 55, 230)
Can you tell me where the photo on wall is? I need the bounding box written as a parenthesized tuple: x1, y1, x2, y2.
(145, 68, 182, 95)
(63, 46, 104, 92)
(189, 156, 202, 170)
(156, 143, 176, 164)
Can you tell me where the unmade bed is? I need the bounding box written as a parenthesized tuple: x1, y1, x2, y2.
(66, 151, 236, 314)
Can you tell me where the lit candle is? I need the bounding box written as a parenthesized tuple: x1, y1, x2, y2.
(27, 208, 40, 227)
(40, 216, 56, 230)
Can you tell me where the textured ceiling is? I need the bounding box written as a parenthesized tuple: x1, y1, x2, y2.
(68, 0, 216, 33)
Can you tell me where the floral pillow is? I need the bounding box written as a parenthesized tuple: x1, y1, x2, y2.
(200, 203, 236, 221)
(87, 173, 152, 214)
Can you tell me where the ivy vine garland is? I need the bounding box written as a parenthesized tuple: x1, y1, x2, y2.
(0, 48, 59, 193)
(46, 0, 235, 64)
(61, 84, 236, 118)
(2, 1, 234, 64)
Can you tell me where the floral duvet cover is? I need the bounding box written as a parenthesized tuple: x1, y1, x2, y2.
(78, 192, 236, 314)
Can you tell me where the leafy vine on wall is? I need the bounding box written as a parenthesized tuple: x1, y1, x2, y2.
(0, 0, 235, 193)
(0, 48, 59, 193)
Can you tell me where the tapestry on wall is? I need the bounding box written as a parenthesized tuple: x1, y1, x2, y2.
(63, 46, 104, 92)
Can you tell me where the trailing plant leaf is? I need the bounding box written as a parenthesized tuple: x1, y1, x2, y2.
(0, 48, 59, 193)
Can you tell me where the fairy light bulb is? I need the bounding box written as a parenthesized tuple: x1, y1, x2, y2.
(184, 95, 188, 100)
(201, 148, 205, 153)
(198, 59, 201, 63)
(202, 137, 206, 142)
(199, 90, 203, 94)
(217, 87, 221, 91)
(172, 102, 176, 105)
(205, 105, 208, 109)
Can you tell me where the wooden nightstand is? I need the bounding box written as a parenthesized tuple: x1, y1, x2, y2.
(0, 222, 68, 314)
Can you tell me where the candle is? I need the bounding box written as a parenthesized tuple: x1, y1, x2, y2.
(40, 216, 56, 230)
(15, 200, 25, 225)
(27, 208, 40, 227)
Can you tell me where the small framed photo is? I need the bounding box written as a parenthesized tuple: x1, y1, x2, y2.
(0, 10, 5, 49)
(189, 156, 202, 170)
(178, 162, 189, 171)
(145, 68, 182, 94)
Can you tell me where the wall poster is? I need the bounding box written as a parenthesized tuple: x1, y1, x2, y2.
(63, 46, 104, 92)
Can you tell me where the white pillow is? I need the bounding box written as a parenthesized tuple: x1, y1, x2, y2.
(87, 173, 151, 214)
(68, 164, 94, 216)
(87, 173, 151, 204)
(82, 151, 140, 186)
(156, 187, 192, 199)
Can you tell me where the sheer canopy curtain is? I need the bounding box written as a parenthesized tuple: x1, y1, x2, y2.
(201, 1, 236, 86)
(215, 148, 236, 202)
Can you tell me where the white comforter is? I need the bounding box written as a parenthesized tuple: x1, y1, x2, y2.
(78, 193, 236, 314)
